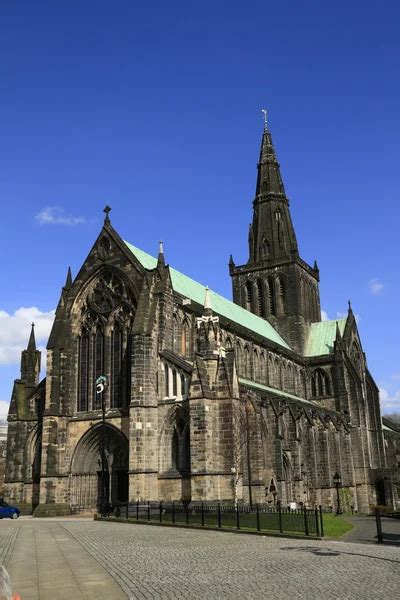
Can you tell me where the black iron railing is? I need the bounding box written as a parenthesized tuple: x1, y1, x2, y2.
(110, 501, 324, 537)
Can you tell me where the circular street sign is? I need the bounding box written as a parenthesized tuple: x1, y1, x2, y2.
(95, 375, 109, 394)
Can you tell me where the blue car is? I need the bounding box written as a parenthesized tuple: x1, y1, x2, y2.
(0, 501, 20, 519)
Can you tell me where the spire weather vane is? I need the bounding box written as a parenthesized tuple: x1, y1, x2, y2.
(261, 108, 268, 131)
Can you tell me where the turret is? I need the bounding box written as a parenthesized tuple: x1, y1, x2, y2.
(20, 323, 41, 388)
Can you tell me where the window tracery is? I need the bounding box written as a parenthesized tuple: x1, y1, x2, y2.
(76, 270, 135, 413)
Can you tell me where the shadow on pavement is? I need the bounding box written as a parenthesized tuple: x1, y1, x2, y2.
(281, 545, 400, 565)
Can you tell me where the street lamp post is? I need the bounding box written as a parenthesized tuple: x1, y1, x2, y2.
(333, 471, 342, 515)
(96, 375, 109, 517)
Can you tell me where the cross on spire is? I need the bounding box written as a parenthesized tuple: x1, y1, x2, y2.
(261, 108, 268, 131)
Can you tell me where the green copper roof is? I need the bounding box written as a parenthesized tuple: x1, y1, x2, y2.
(382, 423, 400, 434)
(239, 377, 315, 406)
(124, 240, 291, 350)
(304, 319, 347, 357)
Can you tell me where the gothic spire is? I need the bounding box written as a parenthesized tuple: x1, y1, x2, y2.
(248, 117, 298, 264)
(27, 322, 36, 351)
(64, 266, 72, 290)
(255, 127, 286, 198)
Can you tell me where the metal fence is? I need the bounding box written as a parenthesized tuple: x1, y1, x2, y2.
(110, 502, 324, 537)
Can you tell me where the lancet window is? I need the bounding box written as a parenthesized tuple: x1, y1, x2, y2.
(257, 279, 265, 318)
(311, 369, 331, 397)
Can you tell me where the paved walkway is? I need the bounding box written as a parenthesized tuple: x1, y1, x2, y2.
(342, 515, 400, 546)
(0, 517, 126, 600)
(1, 517, 400, 599)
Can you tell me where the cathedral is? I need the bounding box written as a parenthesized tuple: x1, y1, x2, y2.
(5, 122, 400, 516)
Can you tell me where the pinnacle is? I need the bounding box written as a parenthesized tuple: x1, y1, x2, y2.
(65, 266, 73, 289)
(27, 322, 36, 351)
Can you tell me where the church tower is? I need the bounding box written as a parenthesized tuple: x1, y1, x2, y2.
(230, 116, 321, 352)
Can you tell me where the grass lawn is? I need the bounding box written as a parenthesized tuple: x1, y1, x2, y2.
(322, 513, 354, 538)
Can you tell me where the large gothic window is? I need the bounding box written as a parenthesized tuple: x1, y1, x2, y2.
(76, 269, 135, 413)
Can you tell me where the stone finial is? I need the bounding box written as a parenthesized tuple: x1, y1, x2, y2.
(204, 286, 212, 312)
(103, 205, 112, 224)
(157, 240, 165, 267)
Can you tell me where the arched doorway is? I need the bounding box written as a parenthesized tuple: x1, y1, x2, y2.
(69, 424, 128, 512)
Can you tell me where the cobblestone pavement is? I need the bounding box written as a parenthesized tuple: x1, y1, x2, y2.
(61, 521, 400, 600)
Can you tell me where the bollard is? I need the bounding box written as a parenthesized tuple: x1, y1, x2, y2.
(201, 502, 205, 527)
(303, 507, 309, 536)
(278, 502, 283, 534)
(375, 507, 383, 543)
(256, 503, 260, 532)
(319, 506, 324, 537)
(315, 507, 320, 537)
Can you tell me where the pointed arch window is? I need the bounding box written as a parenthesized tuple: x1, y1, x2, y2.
(181, 320, 190, 357)
(172, 369, 177, 397)
(245, 281, 253, 312)
(244, 345, 250, 378)
(267, 277, 276, 316)
(78, 331, 89, 412)
(180, 373, 186, 399)
(277, 276, 285, 315)
(164, 363, 169, 398)
(257, 279, 265, 318)
(311, 369, 331, 397)
(261, 237, 270, 258)
(111, 324, 123, 408)
(173, 316, 179, 354)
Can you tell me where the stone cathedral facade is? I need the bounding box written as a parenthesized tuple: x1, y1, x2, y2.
(5, 124, 400, 516)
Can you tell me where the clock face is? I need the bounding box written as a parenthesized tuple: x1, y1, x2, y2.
(91, 272, 125, 314)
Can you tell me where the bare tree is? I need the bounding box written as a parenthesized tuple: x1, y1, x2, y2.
(231, 395, 255, 506)
(231, 398, 246, 506)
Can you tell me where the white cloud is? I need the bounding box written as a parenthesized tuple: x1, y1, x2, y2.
(35, 206, 86, 226)
(0, 307, 55, 364)
(0, 401, 10, 419)
(379, 386, 400, 415)
(321, 309, 329, 321)
(369, 278, 384, 296)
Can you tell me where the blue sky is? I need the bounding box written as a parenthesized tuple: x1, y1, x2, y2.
(1, 1, 399, 415)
